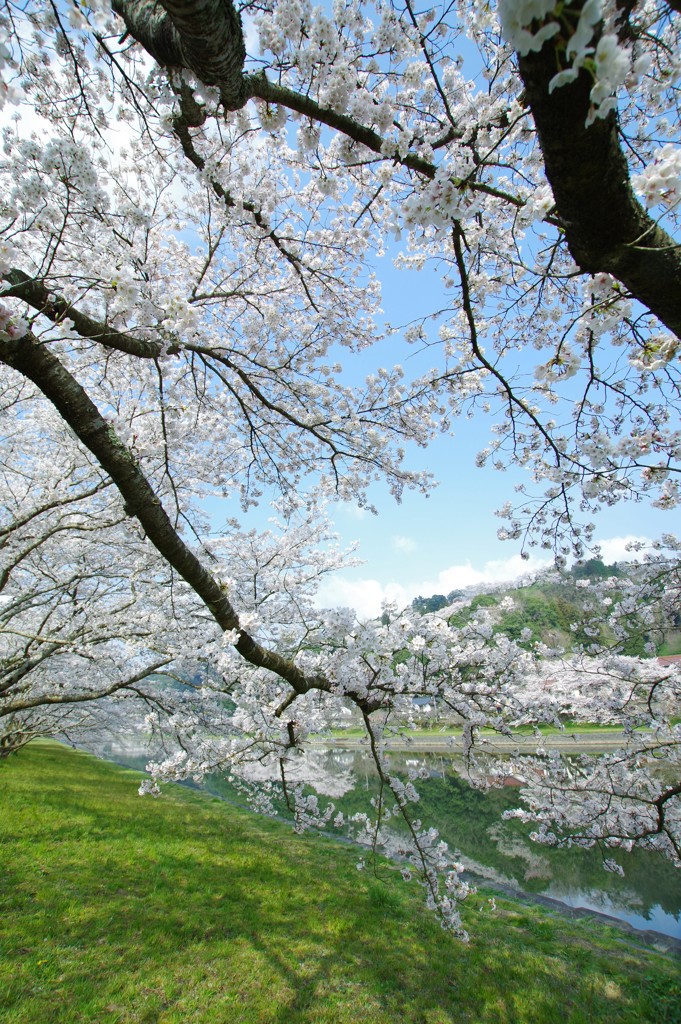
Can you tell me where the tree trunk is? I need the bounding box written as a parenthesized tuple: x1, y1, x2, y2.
(517, 33, 681, 338)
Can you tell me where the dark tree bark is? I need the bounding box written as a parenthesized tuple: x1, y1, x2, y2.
(2, 269, 164, 357)
(112, 0, 247, 108)
(0, 330, 325, 697)
(112, 0, 681, 338)
(517, 32, 681, 339)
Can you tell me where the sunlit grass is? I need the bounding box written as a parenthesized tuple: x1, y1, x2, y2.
(0, 741, 678, 1023)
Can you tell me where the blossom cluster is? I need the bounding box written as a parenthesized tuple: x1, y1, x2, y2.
(632, 144, 681, 211)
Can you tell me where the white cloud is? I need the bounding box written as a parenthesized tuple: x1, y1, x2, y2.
(593, 535, 651, 564)
(425, 554, 550, 595)
(314, 552, 552, 620)
(315, 536, 672, 620)
(393, 535, 417, 553)
(315, 577, 411, 619)
(338, 503, 367, 521)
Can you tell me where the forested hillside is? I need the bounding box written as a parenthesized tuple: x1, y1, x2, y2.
(412, 561, 681, 657)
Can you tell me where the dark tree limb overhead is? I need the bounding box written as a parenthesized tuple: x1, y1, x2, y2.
(517, 21, 681, 338)
(111, 0, 681, 338)
(0, 330, 325, 697)
(112, 0, 247, 108)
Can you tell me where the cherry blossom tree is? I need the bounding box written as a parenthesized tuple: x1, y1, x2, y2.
(0, 0, 679, 933)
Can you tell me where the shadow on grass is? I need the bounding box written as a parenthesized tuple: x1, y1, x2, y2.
(1, 742, 678, 1024)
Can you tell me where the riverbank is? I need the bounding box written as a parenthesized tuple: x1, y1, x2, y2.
(1, 741, 679, 1023)
(98, 739, 681, 943)
(312, 729, 650, 753)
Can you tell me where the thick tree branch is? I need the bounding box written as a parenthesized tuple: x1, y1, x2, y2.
(112, 0, 248, 108)
(245, 74, 437, 179)
(1, 659, 172, 716)
(1, 272, 403, 483)
(517, 28, 681, 338)
(2, 269, 165, 357)
(112, 0, 680, 338)
(112, 1, 535, 215)
(0, 329, 325, 697)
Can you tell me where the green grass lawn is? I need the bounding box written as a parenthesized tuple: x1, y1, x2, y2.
(1, 741, 679, 1024)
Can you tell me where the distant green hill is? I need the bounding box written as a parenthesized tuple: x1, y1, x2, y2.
(412, 560, 681, 657)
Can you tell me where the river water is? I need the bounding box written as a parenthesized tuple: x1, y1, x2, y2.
(95, 740, 681, 941)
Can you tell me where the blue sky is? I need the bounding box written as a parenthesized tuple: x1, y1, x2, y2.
(229, 8, 679, 614)
(314, 457, 675, 619)
(224, 240, 675, 619)
(305, 242, 678, 618)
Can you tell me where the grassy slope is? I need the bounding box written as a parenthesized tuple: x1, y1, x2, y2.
(0, 742, 679, 1024)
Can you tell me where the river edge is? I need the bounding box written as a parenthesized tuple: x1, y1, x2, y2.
(92, 742, 681, 956)
(309, 731, 658, 753)
(457, 870, 681, 958)
(311, 734, 681, 951)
